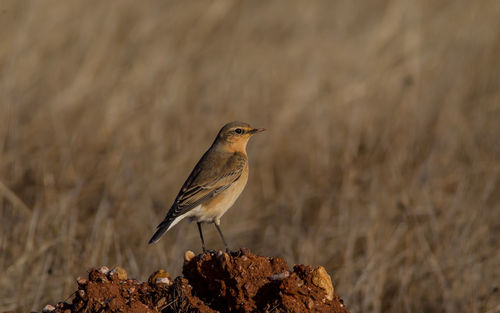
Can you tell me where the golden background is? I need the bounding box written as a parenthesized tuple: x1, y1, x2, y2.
(1, 0, 499, 312)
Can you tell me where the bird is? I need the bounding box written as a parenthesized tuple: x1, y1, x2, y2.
(148, 121, 265, 253)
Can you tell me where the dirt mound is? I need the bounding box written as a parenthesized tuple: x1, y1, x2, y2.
(43, 248, 349, 313)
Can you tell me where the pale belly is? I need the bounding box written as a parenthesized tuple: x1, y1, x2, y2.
(189, 169, 248, 225)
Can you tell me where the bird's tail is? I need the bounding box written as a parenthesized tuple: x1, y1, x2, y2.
(148, 219, 173, 244)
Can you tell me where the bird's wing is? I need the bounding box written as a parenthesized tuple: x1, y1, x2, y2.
(167, 152, 247, 219)
(148, 151, 247, 244)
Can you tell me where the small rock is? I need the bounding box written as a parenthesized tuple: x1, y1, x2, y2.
(76, 277, 88, 286)
(184, 250, 196, 263)
(77, 290, 85, 298)
(148, 269, 172, 285)
(311, 266, 334, 301)
(156, 277, 171, 284)
(89, 268, 108, 282)
(42, 304, 56, 312)
(109, 266, 127, 280)
(98, 266, 110, 275)
(269, 271, 290, 281)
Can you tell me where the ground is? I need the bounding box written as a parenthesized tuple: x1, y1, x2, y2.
(41, 248, 348, 313)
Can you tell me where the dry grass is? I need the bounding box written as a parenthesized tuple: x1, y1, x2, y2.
(1, 1, 500, 312)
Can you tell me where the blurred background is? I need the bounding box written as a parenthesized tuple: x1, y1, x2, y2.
(1, 0, 500, 312)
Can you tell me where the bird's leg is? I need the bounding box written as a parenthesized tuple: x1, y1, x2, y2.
(197, 222, 207, 253)
(214, 223, 231, 253)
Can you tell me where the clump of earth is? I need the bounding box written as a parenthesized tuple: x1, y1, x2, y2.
(42, 248, 349, 313)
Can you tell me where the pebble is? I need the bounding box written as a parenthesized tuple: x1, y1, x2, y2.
(148, 269, 172, 286)
(311, 266, 334, 301)
(42, 304, 56, 312)
(156, 277, 171, 284)
(109, 266, 128, 280)
(76, 277, 88, 286)
(184, 250, 196, 263)
(269, 271, 290, 281)
(77, 290, 85, 298)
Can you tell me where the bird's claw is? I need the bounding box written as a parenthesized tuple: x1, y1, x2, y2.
(202, 249, 216, 255)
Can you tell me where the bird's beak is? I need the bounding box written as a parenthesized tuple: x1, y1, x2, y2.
(250, 128, 266, 134)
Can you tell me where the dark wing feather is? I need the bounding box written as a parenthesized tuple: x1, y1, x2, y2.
(148, 152, 246, 243)
(174, 152, 246, 212)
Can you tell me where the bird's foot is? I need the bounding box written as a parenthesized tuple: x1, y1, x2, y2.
(202, 249, 217, 255)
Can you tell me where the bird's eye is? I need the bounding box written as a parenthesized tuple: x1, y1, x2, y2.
(234, 128, 243, 134)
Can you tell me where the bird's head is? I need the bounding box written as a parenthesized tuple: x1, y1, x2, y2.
(216, 121, 265, 152)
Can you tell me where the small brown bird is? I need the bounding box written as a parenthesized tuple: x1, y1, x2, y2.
(148, 121, 265, 252)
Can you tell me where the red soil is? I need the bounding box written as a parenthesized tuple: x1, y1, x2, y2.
(44, 248, 349, 313)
